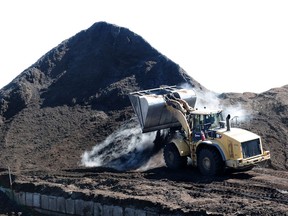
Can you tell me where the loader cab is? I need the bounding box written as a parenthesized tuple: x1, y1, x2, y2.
(190, 109, 223, 141)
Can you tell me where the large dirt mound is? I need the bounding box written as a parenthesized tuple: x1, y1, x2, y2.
(0, 22, 205, 172)
(0, 21, 287, 173)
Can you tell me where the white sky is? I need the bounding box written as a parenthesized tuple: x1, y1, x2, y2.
(0, 0, 287, 93)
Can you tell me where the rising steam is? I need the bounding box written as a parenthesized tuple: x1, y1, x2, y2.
(81, 118, 164, 171)
(180, 83, 252, 124)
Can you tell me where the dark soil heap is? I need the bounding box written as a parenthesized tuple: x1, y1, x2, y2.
(0, 22, 204, 172)
(0, 21, 287, 173)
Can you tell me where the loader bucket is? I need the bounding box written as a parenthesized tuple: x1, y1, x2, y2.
(129, 86, 196, 133)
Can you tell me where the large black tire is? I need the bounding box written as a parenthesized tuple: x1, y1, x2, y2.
(164, 143, 187, 169)
(197, 148, 224, 176)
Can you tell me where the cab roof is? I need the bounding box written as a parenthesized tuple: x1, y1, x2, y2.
(190, 109, 222, 115)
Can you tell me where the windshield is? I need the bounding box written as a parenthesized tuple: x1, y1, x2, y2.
(206, 112, 224, 129)
(192, 111, 223, 131)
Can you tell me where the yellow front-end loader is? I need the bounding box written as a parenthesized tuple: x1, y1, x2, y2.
(129, 86, 270, 175)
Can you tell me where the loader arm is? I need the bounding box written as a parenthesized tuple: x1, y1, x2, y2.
(164, 96, 194, 141)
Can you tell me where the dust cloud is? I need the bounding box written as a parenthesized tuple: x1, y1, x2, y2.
(81, 118, 163, 171)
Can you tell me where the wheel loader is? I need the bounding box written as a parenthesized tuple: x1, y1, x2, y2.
(129, 86, 270, 175)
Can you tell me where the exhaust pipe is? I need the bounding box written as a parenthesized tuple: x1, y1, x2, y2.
(226, 114, 231, 131)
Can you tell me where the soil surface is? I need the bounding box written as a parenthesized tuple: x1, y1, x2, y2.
(0, 22, 287, 215)
(1, 166, 288, 215)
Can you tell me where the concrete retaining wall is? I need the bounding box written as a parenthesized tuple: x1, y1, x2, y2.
(0, 187, 173, 216)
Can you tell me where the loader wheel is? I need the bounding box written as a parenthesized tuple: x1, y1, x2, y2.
(164, 143, 187, 169)
(197, 148, 224, 176)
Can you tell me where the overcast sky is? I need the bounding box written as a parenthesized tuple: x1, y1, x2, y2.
(1, 0, 287, 93)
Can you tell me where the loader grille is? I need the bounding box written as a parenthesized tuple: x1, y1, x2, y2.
(241, 139, 261, 158)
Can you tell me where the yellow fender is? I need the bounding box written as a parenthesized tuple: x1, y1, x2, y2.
(171, 138, 190, 156)
(196, 140, 227, 161)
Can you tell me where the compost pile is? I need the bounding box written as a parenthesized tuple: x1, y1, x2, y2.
(0, 22, 287, 215)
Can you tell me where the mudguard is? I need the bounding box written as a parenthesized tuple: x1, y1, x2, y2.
(171, 138, 190, 157)
(197, 141, 226, 161)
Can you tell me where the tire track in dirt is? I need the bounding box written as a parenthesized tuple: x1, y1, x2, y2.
(210, 181, 288, 205)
